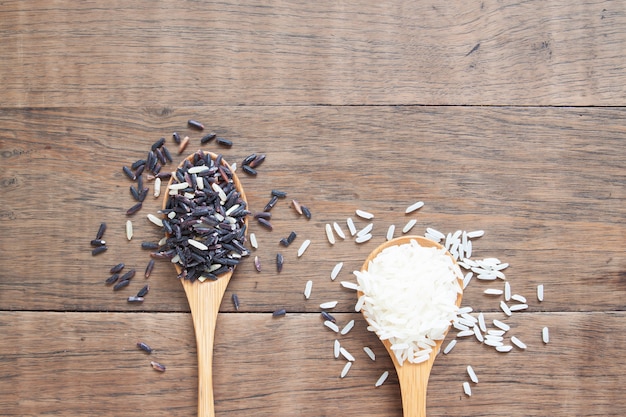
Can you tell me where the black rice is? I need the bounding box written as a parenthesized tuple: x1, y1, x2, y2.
(91, 239, 106, 247)
(123, 166, 135, 180)
(272, 308, 286, 317)
(187, 119, 204, 130)
(120, 269, 136, 281)
(257, 217, 273, 230)
(105, 274, 120, 285)
(144, 259, 155, 278)
(321, 311, 336, 323)
(172, 132, 181, 144)
(151, 137, 165, 151)
(242, 153, 257, 165)
(136, 284, 150, 297)
(150, 361, 166, 372)
(232, 293, 240, 310)
(137, 342, 153, 353)
(110, 263, 125, 274)
(200, 133, 216, 144)
(271, 189, 287, 198)
(126, 202, 143, 215)
(141, 242, 159, 250)
(264, 195, 278, 212)
(254, 255, 261, 272)
(96, 222, 107, 240)
(253, 211, 271, 220)
(248, 154, 266, 169)
(287, 231, 297, 244)
(242, 165, 257, 176)
(216, 137, 232, 147)
(301, 205, 312, 219)
(130, 185, 141, 201)
(276, 253, 284, 273)
(127, 296, 144, 303)
(92, 246, 108, 256)
(113, 279, 130, 291)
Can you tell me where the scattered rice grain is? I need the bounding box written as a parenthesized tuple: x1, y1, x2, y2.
(324, 320, 339, 332)
(355, 233, 372, 243)
(463, 381, 472, 396)
(297, 239, 311, 257)
(340, 281, 358, 290)
(325, 224, 335, 245)
(493, 319, 510, 331)
(386, 224, 395, 241)
(346, 217, 357, 236)
(467, 365, 478, 383)
(511, 336, 527, 349)
(375, 371, 389, 387)
(340, 361, 352, 378)
(496, 345, 513, 352)
(402, 219, 417, 234)
(304, 280, 313, 299)
(363, 346, 376, 361)
(500, 301, 512, 316)
(340, 347, 355, 361)
(333, 222, 346, 239)
(334, 340, 340, 358)
(126, 220, 133, 240)
(355, 209, 374, 220)
(537, 284, 544, 302)
(330, 262, 343, 280)
(504, 282, 511, 301)
(509, 303, 528, 311)
(542, 327, 549, 344)
(405, 201, 424, 214)
(443, 339, 457, 354)
(340, 319, 355, 335)
(320, 301, 338, 309)
(249, 233, 258, 249)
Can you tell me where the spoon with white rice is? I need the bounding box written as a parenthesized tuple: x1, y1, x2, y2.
(356, 236, 464, 417)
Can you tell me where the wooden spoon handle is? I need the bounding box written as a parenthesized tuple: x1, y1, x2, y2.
(396, 356, 436, 417)
(183, 278, 231, 417)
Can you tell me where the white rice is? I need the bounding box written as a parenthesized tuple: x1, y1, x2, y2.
(496, 345, 513, 353)
(249, 232, 258, 249)
(510, 294, 526, 303)
(463, 381, 472, 396)
(188, 239, 208, 251)
(542, 327, 549, 344)
(147, 213, 163, 227)
(153, 177, 161, 197)
(363, 346, 376, 361)
(466, 230, 485, 238)
(304, 280, 313, 299)
(477, 313, 486, 333)
(126, 220, 133, 241)
(340, 347, 355, 361)
(355, 239, 462, 365)
(334, 340, 340, 358)
(537, 284, 544, 302)
(355, 233, 372, 244)
(168, 181, 189, 190)
(493, 319, 510, 331)
(340, 361, 352, 378)
(487, 330, 505, 336)
(324, 320, 339, 332)
(346, 217, 357, 236)
(458, 306, 473, 314)
(511, 336, 527, 349)
(504, 282, 511, 301)
(500, 301, 512, 317)
(330, 262, 344, 280)
(320, 301, 338, 309)
(425, 227, 445, 241)
(509, 303, 528, 311)
(405, 201, 424, 214)
(375, 371, 389, 387)
(484, 335, 503, 342)
(340, 281, 358, 290)
(402, 219, 417, 234)
(354, 295, 365, 312)
(484, 338, 503, 347)
(443, 339, 456, 354)
(333, 222, 346, 239)
(297, 239, 311, 257)
(340, 319, 355, 335)
(467, 365, 478, 383)
(456, 330, 474, 338)
(473, 325, 484, 342)
(357, 223, 374, 238)
(187, 165, 209, 174)
(386, 224, 395, 241)
(325, 224, 335, 245)
(484, 288, 503, 295)
(453, 321, 470, 331)
(355, 209, 374, 220)
(462, 272, 473, 289)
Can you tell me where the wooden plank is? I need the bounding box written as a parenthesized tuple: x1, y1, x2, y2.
(0, 311, 624, 416)
(0, 106, 624, 312)
(1, 0, 625, 106)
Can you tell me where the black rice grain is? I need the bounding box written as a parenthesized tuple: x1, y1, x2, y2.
(130, 185, 141, 201)
(137, 342, 153, 353)
(200, 132, 216, 144)
(127, 296, 144, 303)
(141, 242, 159, 250)
(264, 195, 278, 212)
(131, 159, 146, 170)
(110, 263, 125, 274)
(272, 308, 286, 317)
(105, 274, 119, 285)
(279, 237, 290, 247)
(254, 211, 271, 220)
(248, 154, 266, 169)
(301, 205, 312, 219)
(136, 284, 150, 298)
(162, 146, 173, 163)
(144, 259, 155, 278)
(96, 222, 107, 240)
(271, 189, 287, 198)
(120, 269, 136, 281)
(113, 279, 130, 291)
(151, 137, 165, 151)
(216, 137, 232, 147)
(123, 166, 135, 181)
(187, 119, 204, 130)
(92, 246, 108, 256)
(150, 361, 166, 372)
(254, 256, 261, 272)
(287, 231, 297, 244)
(126, 202, 143, 215)
(242, 165, 257, 176)
(232, 293, 240, 310)
(172, 132, 181, 144)
(321, 311, 336, 323)
(90, 239, 106, 247)
(276, 253, 284, 273)
(242, 153, 257, 165)
(257, 217, 273, 230)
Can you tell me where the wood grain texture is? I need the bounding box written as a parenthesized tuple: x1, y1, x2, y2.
(1, 0, 625, 106)
(0, 311, 625, 416)
(0, 106, 623, 313)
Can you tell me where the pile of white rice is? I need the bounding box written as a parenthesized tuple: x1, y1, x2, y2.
(354, 239, 463, 366)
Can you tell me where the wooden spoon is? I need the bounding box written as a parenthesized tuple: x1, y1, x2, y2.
(163, 151, 248, 417)
(358, 236, 463, 417)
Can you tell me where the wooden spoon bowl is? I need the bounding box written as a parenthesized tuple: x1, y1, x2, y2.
(162, 151, 248, 417)
(358, 236, 463, 417)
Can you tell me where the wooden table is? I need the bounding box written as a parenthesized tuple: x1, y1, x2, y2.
(1, 1, 624, 416)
